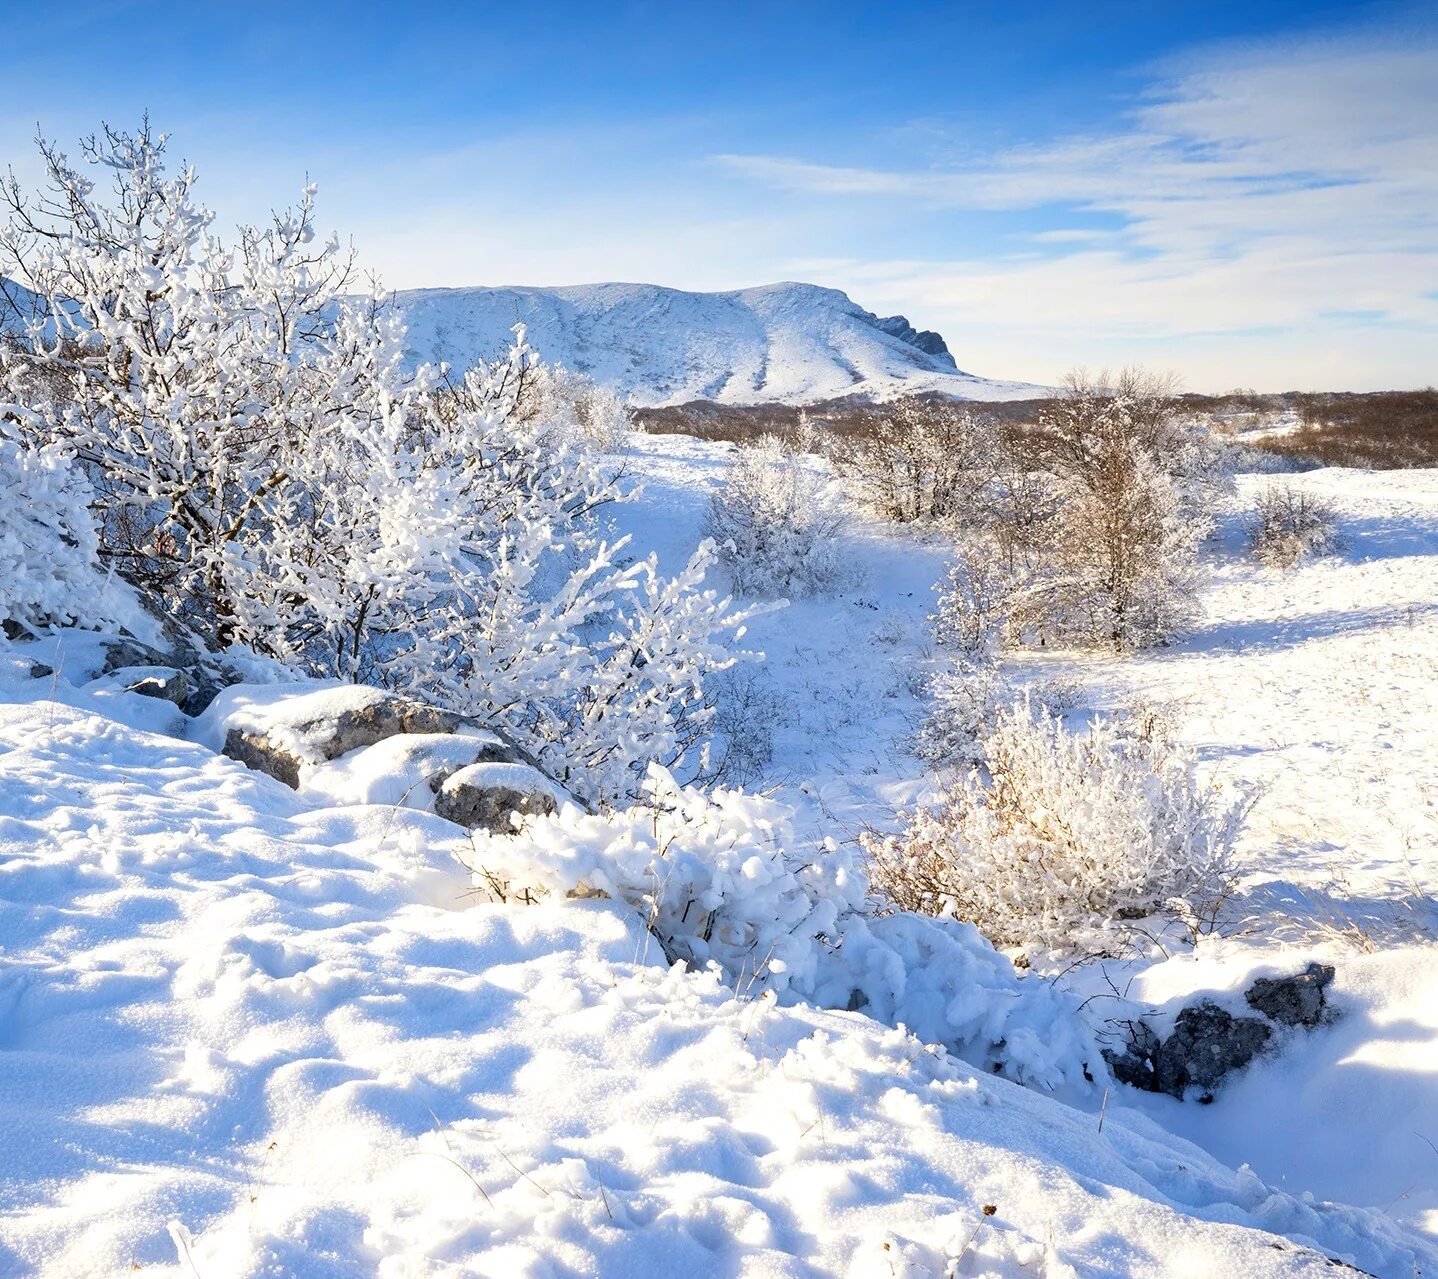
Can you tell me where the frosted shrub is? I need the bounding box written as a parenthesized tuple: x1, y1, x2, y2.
(516, 363, 631, 452)
(1249, 484, 1339, 568)
(1025, 370, 1215, 650)
(871, 697, 1245, 950)
(704, 436, 847, 597)
(912, 660, 1004, 767)
(828, 397, 996, 524)
(0, 121, 755, 806)
(469, 765, 1097, 1089)
(0, 423, 111, 630)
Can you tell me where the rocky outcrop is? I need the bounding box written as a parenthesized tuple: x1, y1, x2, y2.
(1104, 964, 1337, 1101)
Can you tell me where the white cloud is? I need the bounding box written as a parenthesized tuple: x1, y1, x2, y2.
(716, 31, 1438, 388)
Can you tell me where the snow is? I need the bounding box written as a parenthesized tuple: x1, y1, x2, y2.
(390, 281, 1045, 407)
(303, 733, 512, 810)
(0, 683, 1431, 1276)
(5, 433, 1438, 1275)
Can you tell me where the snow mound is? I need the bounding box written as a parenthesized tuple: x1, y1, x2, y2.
(389, 280, 1044, 406)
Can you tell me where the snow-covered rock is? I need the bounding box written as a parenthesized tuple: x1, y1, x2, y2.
(198, 681, 572, 835)
(389, 280, 1043, 406)
(434, 760, 564, 832)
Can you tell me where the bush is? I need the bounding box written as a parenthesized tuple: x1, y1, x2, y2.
(467, 765, 1098, 1089)
(869, 697, 1245, 951)
(827, 397, 996, 524)
(704, 436, 847, 597)
(0, 422, 129, 632)
(1249, 485, 1339, 568)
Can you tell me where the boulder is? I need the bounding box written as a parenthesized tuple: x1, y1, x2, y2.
(222, 690, 487, 789)
(116, 666, 192, 707)
(433, 762, 563, 833)
(1155, 1002, 1271, 1099)
(1245, 962, 1335, 1028)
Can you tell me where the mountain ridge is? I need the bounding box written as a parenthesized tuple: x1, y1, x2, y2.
(389, 280, 1042, 406)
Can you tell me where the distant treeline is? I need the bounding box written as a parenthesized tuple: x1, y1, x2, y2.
(637, 387, 1438, 469)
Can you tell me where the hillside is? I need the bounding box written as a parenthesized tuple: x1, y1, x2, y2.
(388, 281, 1042, 406)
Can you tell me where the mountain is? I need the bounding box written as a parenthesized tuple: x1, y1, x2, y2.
(388, 280, 1041, 406)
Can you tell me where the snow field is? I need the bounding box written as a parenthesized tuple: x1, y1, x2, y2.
(0, 687, 1431, 1276)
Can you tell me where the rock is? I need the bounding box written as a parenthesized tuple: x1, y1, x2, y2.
(1245, 962, 1335, 1028)
(99, 635, 238, 716)
(433, 762, 562, 833)
(222, 693, 473, 788)
(1103, 1021, 1162, 1091)
(2, 619, 37, 641)
(224, 726, 306, 789)
(117, 666, 192, 707)
(27, 661, 54, 680)
(1106, 964, 1339, 1101)
(1157, 1002, 1271, 1098)
(100, 638, 174, 674)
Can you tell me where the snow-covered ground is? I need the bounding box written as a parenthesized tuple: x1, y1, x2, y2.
(3, 433, 1438, 1276)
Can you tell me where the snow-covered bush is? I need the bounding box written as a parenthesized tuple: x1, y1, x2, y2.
(0, 422, 112, 630)
(0, 122, 755, 806)
(468, 765, 1098, 1089)
(1249, 484, 1339, 568)
(912, 659, 1005, 767)
(871, 697, 1245, 951)
(1022, 370, 1215, 650)
(704, 435, 847, 597)
(515, 362, 632, 452)
(828, 397, 996, 524)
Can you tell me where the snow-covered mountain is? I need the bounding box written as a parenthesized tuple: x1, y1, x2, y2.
(389, 280, 1041, 406)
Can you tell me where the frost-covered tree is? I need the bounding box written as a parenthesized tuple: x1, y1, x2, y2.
(1032, 369, 1213, 649)
(704, 435, 847, 597)
(0, 120, 368, 644)
(0, 121, 758, 805)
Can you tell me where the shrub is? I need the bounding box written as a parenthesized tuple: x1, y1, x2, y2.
(0, 422, 112, 631)
(703, 435, 847, 597)
(827, 397, 996, 524)
(869, 697, 1245, 951)
(1249, 484, 1339, 568)
(912, 659, 1005, 768)
(467, 765, 1098, 1090)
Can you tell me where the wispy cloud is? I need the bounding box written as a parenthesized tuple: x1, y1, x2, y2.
(714, 32, 1438, 387)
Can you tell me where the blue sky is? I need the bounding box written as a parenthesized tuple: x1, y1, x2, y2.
(4, 0, 1436, 390)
